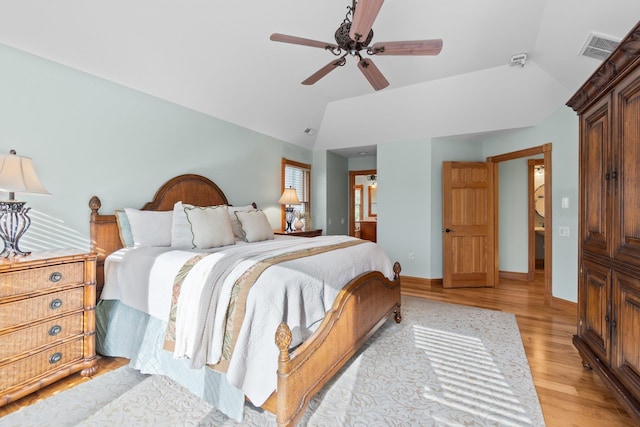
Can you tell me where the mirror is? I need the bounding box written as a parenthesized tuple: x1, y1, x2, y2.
(368, 186, 377, 217)
(534, 184, 545, 217)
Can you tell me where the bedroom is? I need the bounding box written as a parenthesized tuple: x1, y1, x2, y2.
(0, 0, 639, 425)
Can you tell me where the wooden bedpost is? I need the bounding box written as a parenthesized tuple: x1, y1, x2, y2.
(393, 261, 402, 323)
(275, 322, 293, 427)
(88, 196, 121, 296)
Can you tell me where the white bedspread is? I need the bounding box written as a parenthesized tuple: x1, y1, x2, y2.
(101, 235, 394, 406)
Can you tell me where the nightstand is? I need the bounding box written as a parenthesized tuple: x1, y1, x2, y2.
(0, 250, 98, 406)
(274, 229, 323, 238)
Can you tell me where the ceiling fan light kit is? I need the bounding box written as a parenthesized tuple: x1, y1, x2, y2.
(270, 0, 442, 91)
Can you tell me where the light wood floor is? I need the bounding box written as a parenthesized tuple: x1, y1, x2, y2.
(1, 271, 635, 426)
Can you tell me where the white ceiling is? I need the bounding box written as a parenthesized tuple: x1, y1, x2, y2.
(0, 1, 638, 156)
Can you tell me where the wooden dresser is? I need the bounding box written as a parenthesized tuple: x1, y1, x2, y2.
(567, 20, 640, 423)
(357, 221, 377, 242)
(0, 250, 98, 406)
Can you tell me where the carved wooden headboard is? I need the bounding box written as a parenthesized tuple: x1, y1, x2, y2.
(89, 174, 231, 291)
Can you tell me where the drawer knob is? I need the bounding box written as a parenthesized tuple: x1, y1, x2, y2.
(49, 298, 63, 310)
(49, 272, 63, 282)
(49, 352, 62, 364)
(48, 325, 62, 336)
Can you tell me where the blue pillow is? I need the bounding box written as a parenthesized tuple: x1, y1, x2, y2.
(115, 210, 135, 247)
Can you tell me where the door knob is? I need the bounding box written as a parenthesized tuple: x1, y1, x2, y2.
(443, 228, 454, 233)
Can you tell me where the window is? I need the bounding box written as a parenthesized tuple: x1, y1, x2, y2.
(282, 158, 311, 229)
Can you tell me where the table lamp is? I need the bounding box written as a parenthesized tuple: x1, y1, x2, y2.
(278, 187, 300, 232)
(0, 150, 50, 256)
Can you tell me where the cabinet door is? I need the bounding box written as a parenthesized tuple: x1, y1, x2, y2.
(580, 96, 612, 257)
(613, 66, 640, 265)
(612, 270, 640, 397)
(579, 260, 611, 364)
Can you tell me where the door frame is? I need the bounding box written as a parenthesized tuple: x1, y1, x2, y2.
(348, 169, 376, 237)
(487, 143, 553, 305)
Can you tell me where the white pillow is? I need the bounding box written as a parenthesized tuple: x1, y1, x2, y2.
(184, 205, 235, 249)
(124, 208, 173, 247)
(235, 210, 274, 243)
(171, 201, 194, 248)
(228, 204, 256, 240)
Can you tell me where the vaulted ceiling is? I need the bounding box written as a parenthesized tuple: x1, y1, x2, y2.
(1, 1, 638, 155)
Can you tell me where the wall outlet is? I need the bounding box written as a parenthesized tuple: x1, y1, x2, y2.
(559, 226, 570, 237)
(562, 197, 569, 208)
(328, 218, 332, 226)
(408, 250, 415, 260)
(341, 218, 345, 224)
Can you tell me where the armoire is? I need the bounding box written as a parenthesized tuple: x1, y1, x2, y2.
(567, 20, 640, 422)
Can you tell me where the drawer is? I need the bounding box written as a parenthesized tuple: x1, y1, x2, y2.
(0, 287, 84, 330)
(0, 261, 84, 298)
(0, 313, 84, 360)
(0, 337, 84, 391)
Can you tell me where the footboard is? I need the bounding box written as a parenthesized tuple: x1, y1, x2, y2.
(270, 262, 402, 427)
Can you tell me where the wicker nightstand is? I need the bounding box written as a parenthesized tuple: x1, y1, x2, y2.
(0, 250, 98, 406)
(274, 229, 323, 238)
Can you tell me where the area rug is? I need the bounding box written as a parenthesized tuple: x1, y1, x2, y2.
(2, 297, 545, 426)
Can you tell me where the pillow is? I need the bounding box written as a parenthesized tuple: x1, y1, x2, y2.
(115, 210, 134, 247)
(228, 204, 257, 240)
(184, 205, 235, 248)
(171, 201, 195, 248)
(124, 208, 173, 247)
(235, 210, 274, 243)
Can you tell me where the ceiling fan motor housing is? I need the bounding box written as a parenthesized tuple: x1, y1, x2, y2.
(335, 22, 374, 52)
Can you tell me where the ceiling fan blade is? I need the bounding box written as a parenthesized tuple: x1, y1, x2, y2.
(358, 58, 389, 91)
(349, 0, 384, 42)
(302, 57, 347, 85)
(370, 39, 443, 56)
(270, 33, 340, 51)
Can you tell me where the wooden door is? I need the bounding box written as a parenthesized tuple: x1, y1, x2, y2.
(442, 162, 496, 288)
(613, 270, 640, 397)
(613, 66, 640, 265)
(580, 95, 612, 258)
(580, 259, 611, 364)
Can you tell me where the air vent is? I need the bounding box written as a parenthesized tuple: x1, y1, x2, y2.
(580, 32, 620, 61)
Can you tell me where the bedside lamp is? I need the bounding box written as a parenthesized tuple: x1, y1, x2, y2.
(0, 150, 50, 257)
(278, 187, 300, 232)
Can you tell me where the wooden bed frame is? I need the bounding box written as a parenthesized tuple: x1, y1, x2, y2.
(89, 173, 402, 426)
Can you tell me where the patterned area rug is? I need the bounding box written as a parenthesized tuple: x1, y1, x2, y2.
(3, 297, 545, 426)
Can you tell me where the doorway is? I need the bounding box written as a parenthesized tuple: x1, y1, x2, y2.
(487, 143, 552, 305)
(529, 159, 545, 277)
(349, 169, 377, 242)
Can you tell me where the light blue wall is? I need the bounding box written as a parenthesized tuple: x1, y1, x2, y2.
(498, 158, 530, 273)
(325, 151, 349, 235)
(311, 150, 328, 234)
(0, 44, 311, 251)
(377, 140, 431, 277)
(348, 155, 376, 171)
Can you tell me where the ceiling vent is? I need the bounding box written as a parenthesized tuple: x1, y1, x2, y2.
(580, 32, 620, 61)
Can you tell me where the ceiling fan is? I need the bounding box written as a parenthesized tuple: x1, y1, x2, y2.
(270, 0, 443, 91)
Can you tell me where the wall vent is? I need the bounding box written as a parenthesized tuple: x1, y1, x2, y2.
(580, 32, 620, 61)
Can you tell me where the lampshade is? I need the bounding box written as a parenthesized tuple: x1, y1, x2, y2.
(0, 151, 50, 198)
(278, 187, 300, 205)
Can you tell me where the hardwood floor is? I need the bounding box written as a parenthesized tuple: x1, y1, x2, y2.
(1, 271, 635, 426)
